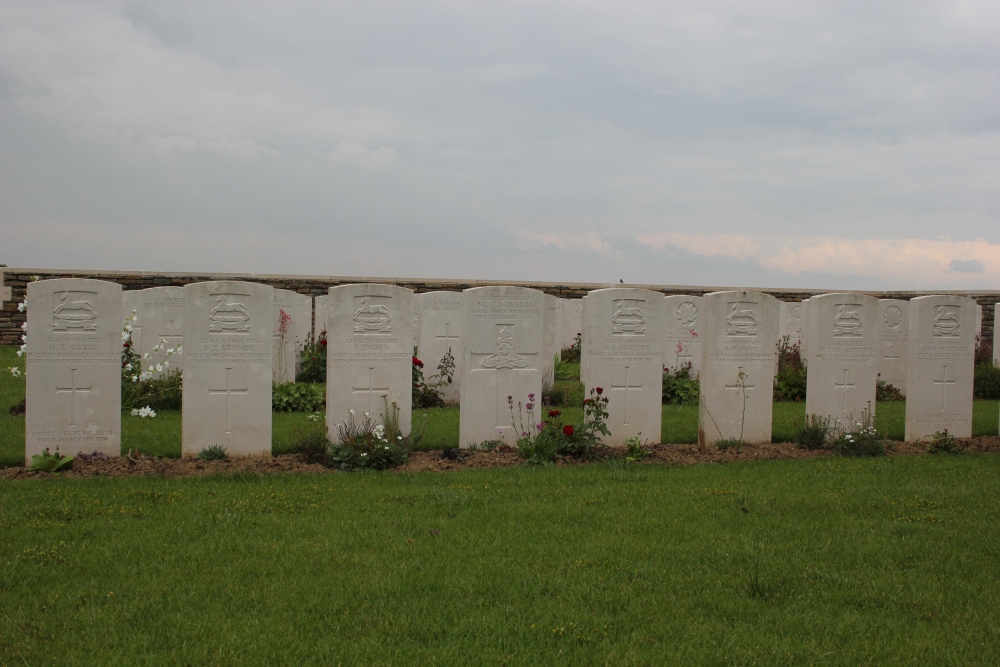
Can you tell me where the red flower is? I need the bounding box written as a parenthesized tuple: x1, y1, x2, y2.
(563, 425, 574, 437)
(412, 356, 424, 368)
(548, 410, 561, 417)
(319, 338, 327, 346)
(583, 398, 592, 405)
(595, 387, 603, 395)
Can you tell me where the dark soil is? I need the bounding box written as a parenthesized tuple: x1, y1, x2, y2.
(3, 437, 999, 481)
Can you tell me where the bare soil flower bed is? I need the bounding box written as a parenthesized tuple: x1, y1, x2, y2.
(3, 436, 999, 480)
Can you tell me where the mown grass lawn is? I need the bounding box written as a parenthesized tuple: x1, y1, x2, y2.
(1, 455, 999, 665)
(1, 346, 998, 466)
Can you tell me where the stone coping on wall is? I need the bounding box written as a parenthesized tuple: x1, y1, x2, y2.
(2, 267, 997, 346)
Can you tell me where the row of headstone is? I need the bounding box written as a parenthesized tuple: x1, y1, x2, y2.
(22, 279, 995, 464)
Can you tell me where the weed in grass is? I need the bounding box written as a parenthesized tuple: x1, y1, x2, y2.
(927, 429, 966, 455)
(624, 435, 649, 462)
(198, 445, 229, 461)
(795, 414, 832, 450)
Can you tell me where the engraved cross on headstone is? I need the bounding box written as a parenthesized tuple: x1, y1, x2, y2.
(208, 367, 249, 434)
(933, 365, 956, 412)
(610, 365, 643, 425)
(157, 319, 183, 350)
(55, 368, 92, 427)
(676, 343, 694, 368)
(834, 368, 856, 412)
(434, 322, 460, 348)
(352, 367, 390, 415)
(724, 366, 756, 425)
(470, 325, 538, 430)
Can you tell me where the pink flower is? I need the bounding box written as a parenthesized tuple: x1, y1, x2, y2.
(278, 308, 292, 335)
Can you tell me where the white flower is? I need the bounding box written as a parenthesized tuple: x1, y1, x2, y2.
(143, 353, 150, 360)
(131, 375, 138, 382)
(21, 334, 26, 342)
(10, 366, 21, 377)
(125, 363, 132, 371)
(373, 425, 385, 439)
(163, 361, 170, 368)
(155, 364, 163, 372)
(175, 345, 183, 355)
(126, 324, 133, 332)
(18, 301, 27, 312)
(21, 322, 26, 330)
(16, 347, 24, 357)
(349, 409, 355, 415)
(167, 348, 174, 355)
(397, 436, 402, 441)
(364, 412, 371, 418)
(130, 409, 139, 416)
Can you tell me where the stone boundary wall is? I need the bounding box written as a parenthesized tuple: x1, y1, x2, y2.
(2, 268, 997, 349)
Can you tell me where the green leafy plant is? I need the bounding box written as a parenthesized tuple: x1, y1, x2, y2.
(327, 397, 410, 471)
(412, 349, 456, 408)
(927, 429, 965, 455)
(876, 380, 904, 402)
(624, 435, 649, 462)
(296, 331, 327, 383)
(773, 336, 806, 402)
(973, 363, 1000, 400)
(560, 332, 582, 362)
(198, 445, 229, 461)
(510, 387, 610, 464)
(467, 439, 503, 452)
(662, 364, 700, 406)
(715, 438, 744, 451)
(29, 448, 75, 474)
(795, 414, 831, 450)
(272, 382, 325, 412)
(974, 333, 992, 367)
(831, 404, 886, 457)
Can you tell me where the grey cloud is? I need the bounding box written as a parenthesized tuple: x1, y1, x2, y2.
(948, 258, 985, 273)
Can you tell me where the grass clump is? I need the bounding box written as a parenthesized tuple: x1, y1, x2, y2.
(197, 445, 229, 461)
(715, 438, 745, 452)
(795, 414, 832, 450)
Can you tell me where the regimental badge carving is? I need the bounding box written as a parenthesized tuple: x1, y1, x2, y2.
(726, 302, 758, 336)
(675, 302, 698, 327)
(353, 296, 392, 334)
(932, 305, 961, 337)
(52, 291, 98, 332)
(481, 326, 528, 369)
(833, 303, 863, 337)
(209, 295, 251, 333)
(790, 304, 802, 321)
(611, 299, 646, 335)
(883, 305, 903, 330)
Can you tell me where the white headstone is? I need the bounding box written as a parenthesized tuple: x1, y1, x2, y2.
(138, 286, 185, 379)
(877, 299, 909, 394)
(579, 294, 590, 385)
(779, 301, 805, 347)
(994, 303, 999, 367)
(699, 291, 780, 447)
(805, 293, 879, 424)
(584, 288, 665, 445)
(273, 289, 312, 383)
(543, 294, 559, 385)
(664, 295, 702, 377)
(314, 294, 331, 342)
(799, 298, 811, 361)
(122, 290, 143, 353)
(560, 298, 583, 351)
(904, 295, 977, 441)
(976, 302, 983, 342)
(326, 284, 413, 441)
(26, 279, 122, 464)
(414, 291, 463, 404)
(182, 281, 273, 457)
(459, 286, 545, 447)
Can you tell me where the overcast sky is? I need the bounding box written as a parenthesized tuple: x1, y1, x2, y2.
(1, 1, 997, 289)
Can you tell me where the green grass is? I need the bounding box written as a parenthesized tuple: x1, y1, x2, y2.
(2, 456, 1000, 664)
(2, 346, 998, 466)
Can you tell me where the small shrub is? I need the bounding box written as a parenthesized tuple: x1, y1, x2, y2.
(795, 414, 831, 450)
(198, 445, 229, 461)
(29, 448, 74, 474)
(561, 333, 582, 362)
(715, 438, 744, 451)
(327, 398, 410, 471)
(927, 429, 965, 455)
(290, 414, 330, 462)
(974, 333, 993, 367)
(773, 336, 806, 402)
(272, 382, 325, 412)
(510, 387, 611, 464)
(662, 365, 700, 406)
(297, 331, 327, 383)
(973, 363, 1000, 400)
(830, 405, 886, 457)
(876, 379, 904, 402)
(412, 349, 456, 409)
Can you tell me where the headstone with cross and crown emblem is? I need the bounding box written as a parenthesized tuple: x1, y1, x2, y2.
(326, 284, 413, 442)
(699, 291, 780, 448)
(414, 291, 463, 404)
(904, 295, 976, 441)
(804, 293, 880, 426)
(664, 295, 703, 378)
(182, 281, 273, 457)
(272, 289, 312, 384)
(583, 288, 666, 445)
(137, 286, 185, 380)
(877, 299, 909, 396)
(25, 278, 122, 464)
(459, 286, 545, 447)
